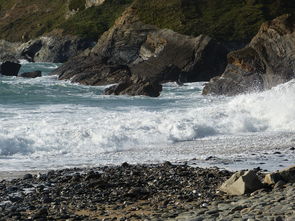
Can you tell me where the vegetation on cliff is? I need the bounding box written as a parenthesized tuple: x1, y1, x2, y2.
(0, 0, 294, 42)
(134, 0, 295, 42)
(0, 0, 68, 41)
(62, 0, 132, 40)
(0, 0, 131, 41)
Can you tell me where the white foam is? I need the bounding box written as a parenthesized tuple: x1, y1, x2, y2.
(1, 66, 295, 170)
(18, 59, 30, 65)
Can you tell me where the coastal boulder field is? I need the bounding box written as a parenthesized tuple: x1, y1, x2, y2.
(203, 14, 295, 96)
(53, 7, 228, 97)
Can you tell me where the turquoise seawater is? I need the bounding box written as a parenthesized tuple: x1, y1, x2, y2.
(0, 62, 294, 171)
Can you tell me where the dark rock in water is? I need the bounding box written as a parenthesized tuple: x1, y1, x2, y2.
(58, 57, 131, 86)
(19, 71, 42, 78)
(203, 14, 295, 95)
(0, 61, 21, 76)
(53, 6, 228, 96)
(104, 79, 162, 97)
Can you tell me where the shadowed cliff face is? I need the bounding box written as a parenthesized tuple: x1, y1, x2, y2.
(203, 14, 295, 96)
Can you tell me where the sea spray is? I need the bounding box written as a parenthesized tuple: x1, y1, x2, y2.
(0, 62, 294, 170)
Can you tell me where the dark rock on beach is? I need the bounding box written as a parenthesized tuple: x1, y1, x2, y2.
(53, 6, 228, 96)
(19, 70, 42, 78)
(203, 14, 295, 96)
(0, 61, 21, 76)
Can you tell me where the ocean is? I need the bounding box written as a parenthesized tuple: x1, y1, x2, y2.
(0, 62, 294, 172)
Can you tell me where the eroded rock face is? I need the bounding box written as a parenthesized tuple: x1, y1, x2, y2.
(203, 14, 295, 96)
(19, 36, 95, 63)
(0, 36, 95, 63)
(53, 6, 228, 97)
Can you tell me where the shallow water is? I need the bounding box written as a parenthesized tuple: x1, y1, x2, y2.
(0, 62, 294, 171)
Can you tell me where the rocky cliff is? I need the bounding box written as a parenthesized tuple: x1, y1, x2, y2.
(53, 6, 228, 96)
(203, 14, 295, 96)
(0, 35, 95, 63)
(1, 0, 295, 96)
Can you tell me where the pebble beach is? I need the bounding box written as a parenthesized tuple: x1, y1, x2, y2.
(0, 163, 294, 221)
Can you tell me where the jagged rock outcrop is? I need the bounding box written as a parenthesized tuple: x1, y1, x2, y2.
(19, 35, 95, 63)
(219, 170, 263, 195)
(0, 36, 95, 63)
(203, 14, 295, 96)
(85, 0, 105, 8)
(53, 6, 228, 96)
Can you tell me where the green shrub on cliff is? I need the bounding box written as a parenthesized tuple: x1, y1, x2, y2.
(0, 0, 68, 41)
(0, 0, 294, 42)
(61, 0, 133, 40)
(134, 0, 295, 42)
(69, 0, 86, 11)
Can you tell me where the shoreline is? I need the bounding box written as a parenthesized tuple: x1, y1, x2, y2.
(0, 170, 46, 182)
(0, 163, 294, 220)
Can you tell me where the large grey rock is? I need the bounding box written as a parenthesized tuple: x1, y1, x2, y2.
(19, 35, 95, 63)
(264, 165, 295, 185)
(0, 36, 95, 63)
(219, 170, 263, 195)
(203, 14, 295, 95)
(53, 6, 228, 97)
